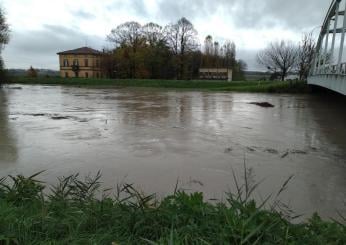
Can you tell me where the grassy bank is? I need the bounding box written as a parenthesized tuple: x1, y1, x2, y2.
(0, 172, 344, 244)
(8, 76, 311, 93)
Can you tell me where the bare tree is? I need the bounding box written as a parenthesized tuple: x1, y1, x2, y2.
(165, 17, 198, 79)
(141, 22, 165, 46)
(202, 35, 213, 67)
(165, 17, 198, 55)
(257, 40, 298, 81)
(0, 7, 9, 83)
(222, 40, 236, 68)
(0, 8, 9, 50)
(204, 35, 213, 55)
(296, 33, 315, 80)
(107, 21, 143, 48)
(107, 22, 143, 78)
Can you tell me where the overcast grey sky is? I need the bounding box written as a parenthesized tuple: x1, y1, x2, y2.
(1, 0, 331, 71)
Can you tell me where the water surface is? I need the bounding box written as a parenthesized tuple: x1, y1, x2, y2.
(0, 84, 345, 220)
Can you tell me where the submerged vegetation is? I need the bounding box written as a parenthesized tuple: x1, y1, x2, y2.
(9, 77, 311, 93)
(0, 172, 344, 244)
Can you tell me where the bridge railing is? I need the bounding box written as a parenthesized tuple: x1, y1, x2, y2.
(312, 63, 346, 76)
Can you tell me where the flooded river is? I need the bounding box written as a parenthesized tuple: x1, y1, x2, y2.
(0, 84, 345, 220)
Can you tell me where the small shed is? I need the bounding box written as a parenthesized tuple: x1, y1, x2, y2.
(199, 68, 232, 81)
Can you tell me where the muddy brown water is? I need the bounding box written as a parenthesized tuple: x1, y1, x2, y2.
(0, 84, 345, 221)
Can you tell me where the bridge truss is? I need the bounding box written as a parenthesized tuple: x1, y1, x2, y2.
(308, 0, 346, 95)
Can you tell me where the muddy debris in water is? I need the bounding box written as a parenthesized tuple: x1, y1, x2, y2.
(25, 113, 65, 119)
(281, 149, 308, 158)
(30, 113, 46, 117)
(9, 87, 23, 90)
(224, 147, 233, 153)
(50, 116, 70, 120)
(281, 151, 289, 158)
(249, 102, 275, 108)
(264, 148, 279, 154)
(290, 149, 307, 155)
(188, 179, 204, 186)
(246, 147, 256, 152)
(23, 113, 88, 122)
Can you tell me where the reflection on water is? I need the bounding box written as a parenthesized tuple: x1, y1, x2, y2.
(0, 84, 345, 221)
(0, 88, 17, 165)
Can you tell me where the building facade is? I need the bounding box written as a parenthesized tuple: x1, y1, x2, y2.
(199, 68, 232, 81)
(57, 47, 103, 78)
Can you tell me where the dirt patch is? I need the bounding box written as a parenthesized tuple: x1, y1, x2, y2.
(249, 102, 274, 108)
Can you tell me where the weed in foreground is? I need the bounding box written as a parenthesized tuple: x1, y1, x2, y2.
(0, 169, 344, 244)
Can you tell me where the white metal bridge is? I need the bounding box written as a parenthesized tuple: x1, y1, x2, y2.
(308, 0, 346, 95)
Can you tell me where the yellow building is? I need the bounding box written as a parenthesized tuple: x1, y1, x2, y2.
(57, 47, 103, 78)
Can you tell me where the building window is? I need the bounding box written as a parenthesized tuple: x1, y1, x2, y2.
(63, 59, 69, 67)
(85, 72, 88, 78)
(65, 72, 68, 78)
(85, 59, 88, 67)
(73, 59, 79, 66)
(96, 72, 99, 78)
(96, 59, 99, 67)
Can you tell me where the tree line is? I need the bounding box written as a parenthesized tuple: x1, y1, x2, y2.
(0, 7, 316, 83)
(102, 17, 246, 80)
(257, 33, 315, 81)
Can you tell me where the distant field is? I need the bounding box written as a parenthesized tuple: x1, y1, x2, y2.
(8, 77, 311, 93)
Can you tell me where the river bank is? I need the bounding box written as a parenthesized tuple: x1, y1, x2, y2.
(0, 172, 345, 244)
(7, 76, 310, 93)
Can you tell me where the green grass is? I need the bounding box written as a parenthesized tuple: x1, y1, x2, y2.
(8, 76, 311, 93)
(0, 171, 344, 244)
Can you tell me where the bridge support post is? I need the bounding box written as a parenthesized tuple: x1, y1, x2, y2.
(324, 21, 330, 73)
(330, 1, 340, 65)
(318, 37, 324, 74)
(337, 0, 346, 73)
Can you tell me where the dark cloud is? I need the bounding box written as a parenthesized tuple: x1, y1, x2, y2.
(2, 25, 105, 69)
(231, 0, 331, 30)
(156, 0, 330, 30)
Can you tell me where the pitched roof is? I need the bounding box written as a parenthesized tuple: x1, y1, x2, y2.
(57, 47, 102, 55)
